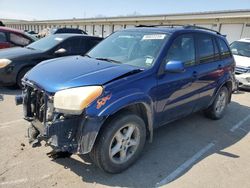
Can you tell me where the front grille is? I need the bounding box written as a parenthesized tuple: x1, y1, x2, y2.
(235, 66, 249, 74)
(25, 86, 48, 123)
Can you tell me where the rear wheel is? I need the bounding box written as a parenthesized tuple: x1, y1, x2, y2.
(17, 67, 31, 89)
(90, 112, 146, 173)
(205, 86, 229, 120)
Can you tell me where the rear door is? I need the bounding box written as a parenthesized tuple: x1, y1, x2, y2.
(192, 33, 224, 111)
(156, 33, 200, 126)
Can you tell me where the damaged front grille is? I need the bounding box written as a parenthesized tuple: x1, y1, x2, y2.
(24, 85, 52, 124)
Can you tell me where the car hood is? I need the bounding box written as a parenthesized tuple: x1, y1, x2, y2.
(24, 56, 142, 93)
(233, 55, 250, 68)
(0, 47, 41, 60)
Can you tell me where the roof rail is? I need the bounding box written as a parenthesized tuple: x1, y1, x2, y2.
(135, 24, 222, 35)
(184, 25, 222, 35)
(136, 24, 185, 28)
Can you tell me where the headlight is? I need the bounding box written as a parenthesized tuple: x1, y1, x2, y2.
(54, 86, 103, 115)
(0, 59, 12, 68)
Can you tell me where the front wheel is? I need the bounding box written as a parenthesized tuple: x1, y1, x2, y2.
(17, 67, 31, 89)
(90, 112, 146, 173)
(205, 86, 229, 120)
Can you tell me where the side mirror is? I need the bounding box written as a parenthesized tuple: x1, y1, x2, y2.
(54, 48, 67, 55)
(165, 60, 185, 73)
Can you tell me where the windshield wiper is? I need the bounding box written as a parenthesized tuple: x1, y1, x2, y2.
(95, 57, 122, 64)
(84, 54, 92, 58)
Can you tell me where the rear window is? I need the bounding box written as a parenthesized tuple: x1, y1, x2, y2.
(217, 38, 231, 59)
(197, 34, 214, 63)
(56, 28, 84, 34)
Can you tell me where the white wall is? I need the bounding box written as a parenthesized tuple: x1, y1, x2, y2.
(220, 24, 244, 43)
(86, 25, 93, 35)
(241, 24, 250, 38)
(94, 25, 103, 37)
(114, 25, 124, 32)
(103, 25, 113, 37)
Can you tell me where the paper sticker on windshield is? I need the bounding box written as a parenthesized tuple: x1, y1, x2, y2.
(55, 37, 63, 41)
(142, 34, 166, 40)
(145, 57, 154, 66)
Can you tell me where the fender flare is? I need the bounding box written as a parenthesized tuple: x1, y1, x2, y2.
(209, 77, 233, 107)
(98, 92, 154, 141)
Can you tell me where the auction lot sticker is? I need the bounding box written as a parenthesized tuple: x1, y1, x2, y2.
(142, 34, 166, 40)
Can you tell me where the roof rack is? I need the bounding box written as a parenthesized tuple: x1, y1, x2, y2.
(136, 24, 185, 28)
(135, 24, 222, 35)
(184, 25, 222, 35)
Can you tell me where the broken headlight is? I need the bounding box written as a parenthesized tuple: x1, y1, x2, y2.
(54, 86, 103, 115)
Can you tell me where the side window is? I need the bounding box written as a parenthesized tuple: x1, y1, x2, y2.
(197, 34, 214, 63)
(0, 32, 7, 42)
(59, 38, 82, 55)
(217, 38, 231, 59)
(166, 34, 195, 67)
(87, 39, 101, 51)
(9, 33, 30, 46)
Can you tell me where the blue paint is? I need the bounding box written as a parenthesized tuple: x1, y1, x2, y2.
(23, 27, 236, 152)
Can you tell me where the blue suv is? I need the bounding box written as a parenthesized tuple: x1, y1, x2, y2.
(18, 25, 236, 173)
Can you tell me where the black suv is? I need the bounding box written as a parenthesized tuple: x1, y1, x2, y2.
(50, 28, 87, 35)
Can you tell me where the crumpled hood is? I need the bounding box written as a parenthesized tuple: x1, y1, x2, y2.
(24, 56, 140, 93)
(0, 47, 41, 60)
(234, 55, 250, 68)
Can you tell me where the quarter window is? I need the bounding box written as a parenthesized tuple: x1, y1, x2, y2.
(166, 34, 195, 67)
(217, 38, 231, 59)
(197, 34, 214, 63)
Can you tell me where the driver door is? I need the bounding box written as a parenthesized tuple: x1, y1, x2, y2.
(155, 33, 200, 126)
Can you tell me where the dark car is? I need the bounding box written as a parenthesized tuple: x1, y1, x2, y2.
(50, 27, 87, 35)
(0, 34, 102, 87)
(0, 26, 36, 49)
(0, 21, 5, 26)
(18, 25, 236, 173)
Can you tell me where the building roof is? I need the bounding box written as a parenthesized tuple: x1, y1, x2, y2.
(4, 9, 250, 24)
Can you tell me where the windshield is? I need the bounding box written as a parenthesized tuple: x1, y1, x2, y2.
(26, 35, 65, 51)
(230, 41, 250, 58)
(87, 31, 169, 68)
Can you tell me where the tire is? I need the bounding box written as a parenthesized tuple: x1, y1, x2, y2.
(17, 67, 31, 89)
(90, 111, 146, 173)
(204, 86, 229, 120)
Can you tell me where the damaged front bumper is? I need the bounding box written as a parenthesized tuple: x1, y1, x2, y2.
(17, 83, 104, 154)
(235, 73, 250, 90)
